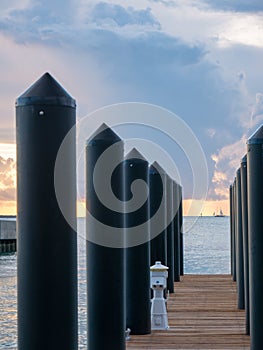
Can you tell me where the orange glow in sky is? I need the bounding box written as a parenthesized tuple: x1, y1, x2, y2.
(183, 199, 229, 217)
(0, 143, 230, 217)
(1, 199, 230, 217)
(0, 201, 16, 215)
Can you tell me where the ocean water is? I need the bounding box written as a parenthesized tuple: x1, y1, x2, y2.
(0, 216, 230, 349)
(183, 216, 230, 274)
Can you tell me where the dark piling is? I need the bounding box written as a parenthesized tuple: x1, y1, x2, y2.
(16, 73, 78, 350)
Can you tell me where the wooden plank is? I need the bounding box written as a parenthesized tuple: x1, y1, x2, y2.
(126, 274, 250, 350)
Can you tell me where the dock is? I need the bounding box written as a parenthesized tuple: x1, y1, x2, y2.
(126, 274, 250, 350)
(0, 218, 16, 253)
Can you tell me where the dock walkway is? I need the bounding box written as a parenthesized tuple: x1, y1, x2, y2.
(127, 274, 250, 350)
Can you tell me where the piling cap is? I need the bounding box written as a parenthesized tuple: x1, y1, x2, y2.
(87, 123, 122, 145)
(166, 173, 173, 182)
(125, 148, 147, 161)
(150, 261, 169, 271)
(247, 125, 263, 145)
(241, 154, 247, 164)
(16, 72, 76, 108)
(172, 178, 179, 186)
(149, 161, 166, 175)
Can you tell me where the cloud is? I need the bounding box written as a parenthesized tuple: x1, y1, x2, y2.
(0, 1, 211, 120)
(206, 128, 216, 138)
(203, 0, 263, 12)
(0, 0, 79, 47)
(0, 156, 16, 201)
(0, 2, 161, 45)
(250, 93, 263, 125)
(0, 0, 263, 203)
(0, 0, 29, 14)
(208, 83, 263, 200)
(9, 0, 75, 23)
(147, 0, 176, 7)
(209, 134, 248, 199)
(90, 2, 160, 28)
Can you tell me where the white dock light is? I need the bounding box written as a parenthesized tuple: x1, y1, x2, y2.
(150, 261, 169, 330)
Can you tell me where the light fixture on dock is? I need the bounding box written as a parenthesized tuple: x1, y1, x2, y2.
(150, 261, 169, 330)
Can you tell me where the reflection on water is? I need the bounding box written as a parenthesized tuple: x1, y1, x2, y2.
(0, 216, 230, 349)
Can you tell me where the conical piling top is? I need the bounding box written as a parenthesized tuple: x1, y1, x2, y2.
(166, 172, 173, 182)
(172, 178, 179, 186)
(16, 72, 76, 107)
(87, 123, 122, 145)
(125, 148, 147, 161)
(247, 125, 263, 145)
(241, 154, 247, 163)
(149, 161, 166, 175)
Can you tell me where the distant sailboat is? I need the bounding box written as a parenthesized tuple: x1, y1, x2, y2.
(213, 209, 225, 217)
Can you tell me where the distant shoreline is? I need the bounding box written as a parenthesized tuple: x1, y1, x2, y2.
(0, 215, 230, 219)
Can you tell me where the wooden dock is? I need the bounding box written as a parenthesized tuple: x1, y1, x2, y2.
(126, 274, 250, 350)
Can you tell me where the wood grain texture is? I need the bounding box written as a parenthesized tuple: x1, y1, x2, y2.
(126, 274, 250, 350)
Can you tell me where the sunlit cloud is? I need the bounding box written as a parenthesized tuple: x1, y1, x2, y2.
(217, 14, 263, 49)
(0, 143, 16, 159)
(210, 136, 247, 199)
(0, 147, 16, 214)
(212, 170, 227, 183)
(0, 156, 16, 201)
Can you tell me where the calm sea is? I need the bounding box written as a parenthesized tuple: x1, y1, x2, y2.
(0, 216, 230, 349)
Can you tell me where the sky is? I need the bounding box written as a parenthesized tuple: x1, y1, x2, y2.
(0, 0, 263, 215)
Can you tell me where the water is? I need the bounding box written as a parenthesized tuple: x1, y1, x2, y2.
(0, 216, 230, 349)
(183, 216, 230, 274)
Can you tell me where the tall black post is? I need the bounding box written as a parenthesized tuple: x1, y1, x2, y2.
(173, 181, 180, 282)
(124, 148, 151, 335)
(229, 185, 234, 277)
(86, 124, 125, 350)
(166, 175, 175, 293)
(179, 186, 184, 276)
(16, 73, 78, 350)
(230, 183, 236, 282)
(232, 178, 237, 282)
(240, 155, 250, 335)
(247, 125, 263, 350)
(236, 168, 245, 309)
(149, 162, 167, 266)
